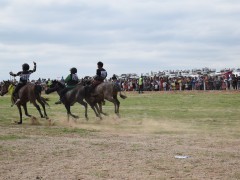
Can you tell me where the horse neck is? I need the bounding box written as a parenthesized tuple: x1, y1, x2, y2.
(49, 86, 63, 95)
(52, 82, 65, 95)
(57, 87, 64, 95)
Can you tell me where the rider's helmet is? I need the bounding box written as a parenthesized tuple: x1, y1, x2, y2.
(70, 67, 77, 74)
(97, 61, 103, 68)
(22, 63, 30, 71)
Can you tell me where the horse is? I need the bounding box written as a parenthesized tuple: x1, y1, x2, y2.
(83, 78, 127, 117)
(93, 82, 127, 116)
(0, 80, 49, 124)
(45, 80, 102, 121)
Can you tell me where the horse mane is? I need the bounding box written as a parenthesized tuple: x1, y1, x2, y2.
(3, 80, 11, 84)
(52, 80, 65, 88)
(81, 77, 92, 86)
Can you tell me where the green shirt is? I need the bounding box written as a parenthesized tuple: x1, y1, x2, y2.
(65, 74, 79, 88)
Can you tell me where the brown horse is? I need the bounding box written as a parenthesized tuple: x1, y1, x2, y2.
(94, 82, 127, 116)
(83, 79, 127, 117)
(0, 80, 49, 124)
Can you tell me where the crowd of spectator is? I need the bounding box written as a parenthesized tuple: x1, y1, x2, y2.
(1, 72, 240, 93)
(115, 74, 240, 92)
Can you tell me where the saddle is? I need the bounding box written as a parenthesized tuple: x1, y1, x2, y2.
(92, 79, 102, 87)
(85, 80, 102, 96)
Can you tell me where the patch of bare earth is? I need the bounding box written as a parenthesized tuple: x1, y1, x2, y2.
(0, 123, 240, 180)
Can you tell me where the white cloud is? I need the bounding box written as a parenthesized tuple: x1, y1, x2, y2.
(0, 0, 240, 81)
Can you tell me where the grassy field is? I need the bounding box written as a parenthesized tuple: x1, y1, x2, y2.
(0, 91, 240, 179)
(1, 91, 239, 135)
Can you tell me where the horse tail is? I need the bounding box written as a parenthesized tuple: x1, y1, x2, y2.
(41, 97, 50, 107)
(113, 83, 127, 99)
(34, 85, 50, 107)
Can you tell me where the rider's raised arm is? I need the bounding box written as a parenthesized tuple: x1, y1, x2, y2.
(29, 61, 37, 73)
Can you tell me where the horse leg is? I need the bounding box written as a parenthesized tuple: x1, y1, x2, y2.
(77, 99, 88, 120)
(85, 99, 102, 119)
(105, 96, 120, 117)
(113, 95, 120, 115)
(16, 105, 23, 124)
(65, 104, 71, 121)
(93, 103, 102, 120)
(92, 104, 102, 119)
(36, 96, 48, 119)
(64, 104, 79, 121)
(22, 103, 31, 117)
(98, 102, 108, 116)
(88, 102, 102, 119)
(32, 101, 44, 118)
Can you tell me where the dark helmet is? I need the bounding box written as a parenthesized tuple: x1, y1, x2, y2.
(22, 63, 30, 71)
(70, 67, 77, 74)
(97, 61, 103, 67)
(112, 74, 117, 80)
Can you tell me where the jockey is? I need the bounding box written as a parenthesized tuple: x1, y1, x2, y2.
(85, 61, 107, 95)
(9, 61, 36, 102)
(55, 67, 79, 104)
(112, 74, 118, 85)
(112, 74, 117, 81)
(94, 61, 107, 82)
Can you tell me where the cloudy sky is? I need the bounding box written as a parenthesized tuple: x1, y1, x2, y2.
(0, 0, 240, 81)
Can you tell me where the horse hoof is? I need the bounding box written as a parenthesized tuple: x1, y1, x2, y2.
(15, 121, 22, 124)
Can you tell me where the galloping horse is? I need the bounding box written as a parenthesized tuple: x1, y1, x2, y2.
(92, 82, 127, 117)
(83, 78, 127, 117)
(45, 80, 101, 121)
(0, 80, 49, 124)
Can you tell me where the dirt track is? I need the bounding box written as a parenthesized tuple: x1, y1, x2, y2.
(1, 123, 240, 180)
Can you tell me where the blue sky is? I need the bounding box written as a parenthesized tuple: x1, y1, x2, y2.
(0, 0, 240, 81)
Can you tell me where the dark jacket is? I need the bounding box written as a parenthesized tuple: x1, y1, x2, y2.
(95, 68, 107, 82)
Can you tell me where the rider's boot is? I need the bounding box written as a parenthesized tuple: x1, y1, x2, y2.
(55, 95, 65, 105)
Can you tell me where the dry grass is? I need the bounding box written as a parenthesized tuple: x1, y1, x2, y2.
(0, 91, 240, 179)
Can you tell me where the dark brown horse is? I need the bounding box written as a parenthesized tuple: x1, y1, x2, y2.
(0, 80, 49, 124)
(45, 80, 101, 121)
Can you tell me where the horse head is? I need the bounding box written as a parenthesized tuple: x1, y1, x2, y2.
(0, 80, 12, 96)
(45, 80, 65, 94)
